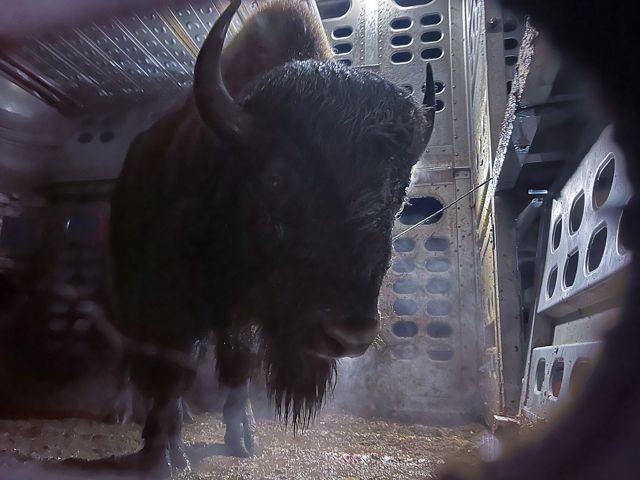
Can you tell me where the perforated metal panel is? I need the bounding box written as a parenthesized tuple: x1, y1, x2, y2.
(1, 0, 256, 112)
(537, 126, 632, 318)
(519, 126, 632, 420)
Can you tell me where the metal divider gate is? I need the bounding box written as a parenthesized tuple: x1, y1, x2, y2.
(321, 0, 480, 424)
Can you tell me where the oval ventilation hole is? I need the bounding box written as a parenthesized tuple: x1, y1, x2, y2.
(552, 217, 562, 251)
(391, 51, 413, 64)
(391, 34, 412, 47)
(398, 197, 443, 225)
(393, 299, 418, 316)
(503, 38, 518, 50)
(550, 358, 564, 397)
(569, 358, 593, 399)
(434, 81, 445, 94)
(390, 343, 419, 360)
(390, 17, 412, 30)
(587, 224, 607, 273)
(593, 155, 615, 209)
(333, 26, 353, 39)
(339, 59, 352, 66)
(392, 258, 415, 273)
(505, 55, 518, 66)
(392, 320, 418, 337)
(77, 132, 93, 144)
(421, 47, 443, 60)
(427, 345, 454, 361)
(317, 0, 350, 19)
(421, 30, 442, 43)
(333, 43, 353, 54)
(425, 258, 450, 272)
(99, 130, 115, 143)
(400, 84, 414, 95)
(564, 251, 579, 288)
(507, 80, 512, 94)
(570, 192, 585, 234)
(619, 207, 630, 253)
(547, 265, 558, 298)
(420, 13, 442, 25)
(426, 321, 452, 338)
(426, 277, 450, 294)
(426, 299, 452, 316)
(393, 278, 418, 294)
(393, 237, 415, 252)
(394, 0, 435, 6)
(425, 236, 449, 251)
(435, 100, 445, 112)
(535, 358, 545, 392)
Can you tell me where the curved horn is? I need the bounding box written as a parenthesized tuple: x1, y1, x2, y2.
(422, 63, 436, 145)
(193, 0, 245, 138)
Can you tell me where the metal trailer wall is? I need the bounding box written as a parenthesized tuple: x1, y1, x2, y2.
(321, 0, 482, 424)
(521, 126, 632, 420)
(462, 0, 525, 419)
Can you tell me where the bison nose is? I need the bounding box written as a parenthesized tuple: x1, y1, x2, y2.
(324, 316, 379, 358)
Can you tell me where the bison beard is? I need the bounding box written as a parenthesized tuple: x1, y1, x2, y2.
(108, 0, 435, 473)
(264, 341, 337, 430)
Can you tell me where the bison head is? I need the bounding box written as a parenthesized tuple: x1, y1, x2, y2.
(194, 0, 435, 427)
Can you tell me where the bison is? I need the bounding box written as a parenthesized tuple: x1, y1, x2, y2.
(109, 0, 436, 471)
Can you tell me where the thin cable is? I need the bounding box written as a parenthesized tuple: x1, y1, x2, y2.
(392, 177, 493, 240)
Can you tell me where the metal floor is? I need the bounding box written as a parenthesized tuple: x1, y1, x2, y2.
(0, 412, 484, 479)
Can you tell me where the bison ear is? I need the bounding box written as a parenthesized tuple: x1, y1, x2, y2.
(220, 0, 333, 97)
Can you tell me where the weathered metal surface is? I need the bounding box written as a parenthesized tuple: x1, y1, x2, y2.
(523, 341, 601, 420)
(536, 126, 632, 318)
(0, 0, 257, 112)
(464, 0, 526, 418)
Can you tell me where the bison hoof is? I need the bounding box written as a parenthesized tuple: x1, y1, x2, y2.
(224, 423, 261, 457)
(170, 442, 192, 472)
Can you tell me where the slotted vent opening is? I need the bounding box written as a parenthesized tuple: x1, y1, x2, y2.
(547, 265, 558, 298)
(551, 358, 565, 397)
(398, 197, 443, 225)
(392, 320, 419, 337)
(593, 155, 615, 209)
(421, 30, 443, 43)
(587, 224, 607, 273)
(317, 0, 350, 19)
(564, 251, 579, 288)
(504, 38, 519, 50)
(391, 17, 412, 30)
(570, 192, 585, 234)
(333, 43, 353, 54)
(332, 26, 353, 39)
(394, 0, 435, 7)
(552, 217, 562, 251)
(391, 51, 413, 64)
(391, 34, 413, 47)
(393, 299, 417, 316)
(535, 358, 545, 392)
(392, 258, 415, 273)
(421, 13, 442, 26)
(421, 47, 443, 60)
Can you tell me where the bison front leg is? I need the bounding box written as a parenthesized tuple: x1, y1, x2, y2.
(223, 379, 261, 457)
(129, 354, 194, 474)
(216, 330, 261, 457)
